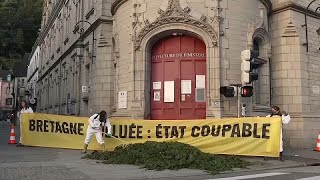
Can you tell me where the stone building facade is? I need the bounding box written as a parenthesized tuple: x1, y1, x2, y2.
(27, 45, 40, 110)
(0, 71, 14, 120)
(36, 0, 114, 116)
(35, 0, 320, 149)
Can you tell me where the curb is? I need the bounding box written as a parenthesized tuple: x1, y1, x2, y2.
(284, 156, 320, 166)
(307, 162, 320, 166)
(127, 163, 309, 180)
(222, 158, 320, 174)
(220, 163, 307, 174)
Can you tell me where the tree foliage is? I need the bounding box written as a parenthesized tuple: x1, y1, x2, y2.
(0, 0, 43, 70)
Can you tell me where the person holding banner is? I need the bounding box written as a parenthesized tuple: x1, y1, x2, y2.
(267, 106, 291, 162)
(17, 100, 34, 147)
(82, 111, 112, 154)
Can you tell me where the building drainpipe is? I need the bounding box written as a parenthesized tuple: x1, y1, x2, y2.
(58, 59, 62, 114)
(217, 0, 223, 119)
(0, 80, 2, 113)
(47, 73, 51, 114)
(78, 55, 82, 116)
(77, 0, 85, 116)
(269, 58, 272, 105)
(16, 79, 19, 112)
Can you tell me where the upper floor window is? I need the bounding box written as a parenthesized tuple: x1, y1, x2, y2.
(253, 40, 259, 56)
(5, 98, 13, 106)
(6, 87, 11, 95)
(21, 79, 25, 87)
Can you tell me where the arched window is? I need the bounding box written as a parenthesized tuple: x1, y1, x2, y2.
(252, 37, 270, 106)
(253, 39, 261, 104)
(253, 39, 259, 55)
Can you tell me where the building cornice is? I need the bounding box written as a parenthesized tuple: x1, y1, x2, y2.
(28, 39, 40, 59)
(111, 0, 128, 15)
(27, 68, 38, 82)
(272, 2, 320, 19)
(38, 0, 65, 44)
(111, 0, 272, 16)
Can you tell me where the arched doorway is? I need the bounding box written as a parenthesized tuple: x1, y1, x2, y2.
(150, 35, 207, 120)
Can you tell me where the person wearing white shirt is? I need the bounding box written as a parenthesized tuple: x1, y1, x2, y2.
(82, 110, 112, 154)
(266, 106, 291, 162)
(17, 100, 34, 147)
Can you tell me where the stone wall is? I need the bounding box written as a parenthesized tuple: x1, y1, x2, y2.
(270, 0, 320, 148)
(221, 0, 271, 117)
(37, 0, 114, 116)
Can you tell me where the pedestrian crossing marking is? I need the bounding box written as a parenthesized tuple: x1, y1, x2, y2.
(205, 173, 320, 180)
(297, 176, 320, 180)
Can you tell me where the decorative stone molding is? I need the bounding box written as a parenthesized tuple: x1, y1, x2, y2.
(247, 17, 270, 48)
(113, 32, 120, 58)
(267, 48, 272, 58)
(111, 0, 129, 15)
(282, 20, 299, 37)
(98, 34, 109, 47)
(157, 0, 191, 18)
(134, 0, 218, 50)
(272, 2, 320, 19)
(210, 15, 223, 25)
(114, 51, 120, 58)
(254, 27, 271, 57)
(257, 3, 266, 29)
(253, 27, 270, 43)
(132, 1, 147, 28)
(247, 25, 272, 59)
(200, 15, 207, 22)
(259, 0, 272, 15)
(144, 19, 150, 26)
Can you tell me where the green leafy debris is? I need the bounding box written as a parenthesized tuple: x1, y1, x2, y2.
(83, 141, 250, 175)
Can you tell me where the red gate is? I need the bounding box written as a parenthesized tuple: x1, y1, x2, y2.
(150, 35, 206, 120)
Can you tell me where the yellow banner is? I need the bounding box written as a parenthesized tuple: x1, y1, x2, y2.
(21, 113, 281, 157)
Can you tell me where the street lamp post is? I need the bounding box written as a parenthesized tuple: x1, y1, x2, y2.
(73, 20, 96, 116)
(74, 20, 96, 59)
(302, 0, 320, 52)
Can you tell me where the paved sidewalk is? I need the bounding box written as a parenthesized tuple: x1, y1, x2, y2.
(281, 148, 320, 167)
(224, 148, 320, 174)
(284, 148, 320, 161)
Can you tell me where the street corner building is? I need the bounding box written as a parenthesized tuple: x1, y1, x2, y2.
(27, 0, 320, 149)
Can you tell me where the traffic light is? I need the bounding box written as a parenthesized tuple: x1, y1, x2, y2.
(220, 86, 236, 97)
(241, 86, 253, 97)
(241, 50, 259, 84)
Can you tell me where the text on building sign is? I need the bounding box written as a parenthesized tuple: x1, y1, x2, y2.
(152, 53, 206, 60)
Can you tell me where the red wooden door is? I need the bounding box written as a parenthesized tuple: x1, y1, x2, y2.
(150, 35, 206, 120)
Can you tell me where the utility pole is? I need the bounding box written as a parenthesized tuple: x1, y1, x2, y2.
(230, 84, 242, 118)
